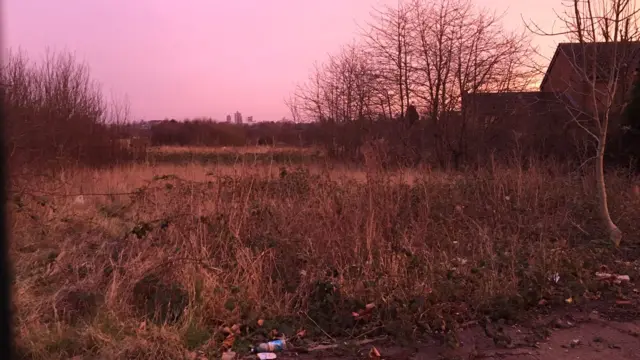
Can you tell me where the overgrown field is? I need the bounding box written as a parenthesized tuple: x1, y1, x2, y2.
(145, 145, 325, 166)
(9, 152, 640, 359)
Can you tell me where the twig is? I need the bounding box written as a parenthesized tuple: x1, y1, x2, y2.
(147, 257, 224, 275)
(306, 336, 387, 352)
(472, 349, 535, 359)
(302, 312, 335, 342)
(568, 218, 590, 236)
(354, 325, 385, 339)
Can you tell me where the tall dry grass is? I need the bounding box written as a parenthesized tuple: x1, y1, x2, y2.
(9, 160, 640, 359)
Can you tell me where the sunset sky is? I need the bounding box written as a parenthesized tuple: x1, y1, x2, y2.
(5, 0, 565, 121)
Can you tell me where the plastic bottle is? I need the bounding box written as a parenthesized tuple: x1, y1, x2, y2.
(251, 339, 286, 353)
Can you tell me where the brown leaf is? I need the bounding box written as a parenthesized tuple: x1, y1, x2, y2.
(296, 329, 307, 338)
(231, 324, 241, 334)
(369, 346, 381, 358)
(537, 299, 548, 306)
(257, 319, 264, 327)
(221, 334, 236, 351)
(138, 321, 146, 331)
(353, 303, 376, 320)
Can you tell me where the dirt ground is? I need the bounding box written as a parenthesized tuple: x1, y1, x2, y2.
(274, 306, 640, 360)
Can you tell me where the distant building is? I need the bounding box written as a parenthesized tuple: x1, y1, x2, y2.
(247, 116, 253, 123)
(226, 114, 232, 123)
(138, 120, 163, 130)
(234, 111, 243, 124)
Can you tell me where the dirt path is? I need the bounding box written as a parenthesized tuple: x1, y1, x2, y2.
(276, 309, 640, 359)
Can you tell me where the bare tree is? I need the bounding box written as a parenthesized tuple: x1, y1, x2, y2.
(526, 0, 640, 246)
(361, 2, 414, 118)
(290, 43, 379, 123)
(411, 0, 536, 166)
(288, 43, 380, 158)
(2, 48, 133, 174)
(288, 0, 536, 165)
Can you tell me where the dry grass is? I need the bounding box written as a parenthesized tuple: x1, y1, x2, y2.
(9, 157, 640, 359)
(150, 145, 323, 155)
(144, 146, 325, 168)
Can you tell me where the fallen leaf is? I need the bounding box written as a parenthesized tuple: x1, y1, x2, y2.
(369, 346, 381, 358)
(296, 329, 307, 338)
(138, 321, 146, 331)
(565, 297, 573, 304)
(353, 303, 376, 320)
(231, 324, 241, 334)
(257, 319, 264, 327)
(538, 299, 548, 306)
(221, 334, 236, 351)
(222, 326, 232, 334)
(221, 351, 237, 360)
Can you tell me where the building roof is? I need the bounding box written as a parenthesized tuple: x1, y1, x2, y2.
(539, 41, 640, 91)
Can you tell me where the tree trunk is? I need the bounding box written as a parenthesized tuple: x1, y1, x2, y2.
(595, 139, 622, 246)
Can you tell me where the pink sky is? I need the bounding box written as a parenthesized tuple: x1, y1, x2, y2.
(5, 0, 562, 122)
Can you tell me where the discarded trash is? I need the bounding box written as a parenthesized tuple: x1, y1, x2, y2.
(565, 297, 573, 304)
(221, 351, 236, 360)
(256, 353, 277, 359)
(549, 273, 560, 283)
(570, 339, 581, 348)
(595, 272, 631, 284)
(251, 339, 287, 353)
(615, 299, 632, 305)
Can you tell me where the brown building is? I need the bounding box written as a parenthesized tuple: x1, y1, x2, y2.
(462, 41, 640, 157)
(540, 42, 640, 114)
